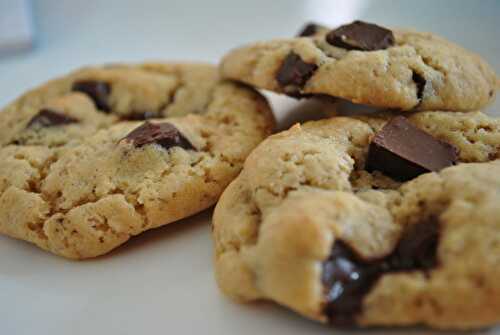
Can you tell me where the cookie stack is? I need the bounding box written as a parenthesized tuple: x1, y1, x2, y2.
(0, 21, 499, 330)
(214, 21, 500, 329)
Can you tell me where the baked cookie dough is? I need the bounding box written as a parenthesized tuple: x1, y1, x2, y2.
(220, 21, 497, 111)
(213, 110, 500, 329)
(0, 63, 275, 259)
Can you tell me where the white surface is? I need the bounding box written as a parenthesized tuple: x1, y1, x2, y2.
(0, 1, 499, 334)
(0, 0, 33, 54)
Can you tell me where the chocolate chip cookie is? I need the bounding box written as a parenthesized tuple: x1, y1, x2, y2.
(0, 63, 274, 259)
(220, 20, 497, 111)
(213, 110, 500, 329)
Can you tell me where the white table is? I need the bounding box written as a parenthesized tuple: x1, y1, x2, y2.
(1, 1, 499, 334)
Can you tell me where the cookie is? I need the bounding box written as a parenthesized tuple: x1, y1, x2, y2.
(0, 63, 275, 259)
(213, 110, 500, 329)
(220, 20, 497, 111)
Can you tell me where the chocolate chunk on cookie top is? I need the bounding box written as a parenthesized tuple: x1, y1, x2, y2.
(27, 109, 78, 128)
(276, 52, 318, 92)
(72, 80, 111, 112)
(123, 121, 196, 151)
(297, 22, 321, 37)
(366, 116, 458, 181)
(326, 20, 395, 51)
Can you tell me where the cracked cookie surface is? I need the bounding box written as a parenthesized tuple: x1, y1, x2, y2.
(0, 63, 275, 259)
(220, 21, 497, 111)
(213, 110, 500, 329)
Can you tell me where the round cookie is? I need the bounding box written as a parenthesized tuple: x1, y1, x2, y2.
(213, 110, 500, 329)
(0, 63, 275, 259)
(220, 20, 498, 111)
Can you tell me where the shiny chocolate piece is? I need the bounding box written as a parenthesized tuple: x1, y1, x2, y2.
(365, 116, 458, 181)
(26, 109, 78, 128)
(322, 219, 440, 326)
(72, 80, 111, 112)
(276, 52, 318, 92)
(122, 121, 195, 151)
(326, 20, 395, 51)
(322, 241, 381, 326)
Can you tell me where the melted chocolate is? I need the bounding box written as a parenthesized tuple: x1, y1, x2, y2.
(322, 218, 440, 325)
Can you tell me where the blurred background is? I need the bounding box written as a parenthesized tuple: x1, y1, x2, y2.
(0, 0, 499, 110)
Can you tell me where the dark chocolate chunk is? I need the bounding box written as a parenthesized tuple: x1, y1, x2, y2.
(326, 20, 395, 51)
(276, 52, 318, 92)
(412, 71, 426, 101)
(122, 121, 195, 151)
(26, 109, 78, 128)
(72, 80, 111, 112)
(297, 22, 320, 37)
(122, 111, 161, 121)
(390, 217, 439, 270)
(365, 116, 458, 181)
(322, 241, 382, 326)
(323, 219, 440, 326)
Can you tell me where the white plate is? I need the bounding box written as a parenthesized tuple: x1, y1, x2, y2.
(0, 1, 499, 334)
